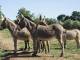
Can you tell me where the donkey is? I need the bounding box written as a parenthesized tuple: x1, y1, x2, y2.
(16, 14, 64, 57)
(14, 20, 31, 50)
(37, 15, 50, 53)
(0, 17, 32, 53)
(63, 29, 80, 48)
(15, 15, 50, 53)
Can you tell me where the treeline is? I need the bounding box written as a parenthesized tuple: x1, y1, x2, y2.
(57, 11, 80, 29)
(17, 7, 57, 25)
(0, 6, 80, 29)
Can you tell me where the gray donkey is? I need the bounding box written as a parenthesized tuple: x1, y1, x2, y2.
(0, 17, 32, 53)
(63, 29, 80, 48)
(16, 14, 64, 57)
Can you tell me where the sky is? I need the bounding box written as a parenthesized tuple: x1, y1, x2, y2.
(0, 0, 80, 20)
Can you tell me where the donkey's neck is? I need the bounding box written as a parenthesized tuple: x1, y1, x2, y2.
(24, 18, 36, 33)
(7, 23, 18, 37)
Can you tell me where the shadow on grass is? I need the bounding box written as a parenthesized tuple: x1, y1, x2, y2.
(1, 50, 42, 60)
(54, 47, 61, 50)
(54, 47, 74, 50)
(2, 50, 54, 60)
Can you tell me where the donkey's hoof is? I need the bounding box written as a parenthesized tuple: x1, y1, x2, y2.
(32, 54, 37, 57)
(14, 50, 17, 54)
(19, 48, 27, 51)
(28, 47, 30, 51)
(60, 53, 64, 57)
(14, 52, 17, 54)
(60, 55, 63, 57)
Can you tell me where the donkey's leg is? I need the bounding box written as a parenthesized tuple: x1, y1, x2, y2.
(75, 37, 80, 48)
(46, 41, 50, 53)
(37, 40, 42, 53)
(44, 41, 47, 54)
(26, 40, 30, 51)
(42, 41, 48, 53)
(40, 41, 47, 53)
(60, 34, 64, 57)
(24, 40, 27, 50)
(38, 40, 41, 53)
(63, 37, 67, 48)
(27, 37, 31, 51)
(40, 41, 44, 52)
(13, 38, 17, 53)
(58, 34, 64, 57)
(32, 39, 38, 56)
(41, 41, 47, 53)
(63, 34, 67, 48)
(64, 40, 66, 48)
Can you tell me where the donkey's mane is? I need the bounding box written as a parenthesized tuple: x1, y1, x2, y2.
(23, 17, 36, 27)
(25, 16, 34, 22)
(6, 18, 17, 27)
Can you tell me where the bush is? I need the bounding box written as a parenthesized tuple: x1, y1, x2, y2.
(73, 20, 80, 29)
(63, 19, 73, 29)
(63, 19, 80, 29)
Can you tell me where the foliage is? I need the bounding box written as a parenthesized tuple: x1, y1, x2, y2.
(63, 19, 73, 29)
(17, 7, 34, 19)
(72, 20, 80, 29)
(57, 11, 80, 29)
(45, 18, 57, 24)
(57, 11, 80, 21)
(34, 16, 57, 25)
(0, 5, 4, 22)
(71, 11, 80, 20)
(57, 14, 66, 22)
(63, 19, 80, 29)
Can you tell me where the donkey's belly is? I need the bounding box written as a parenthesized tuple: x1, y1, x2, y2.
(38, 37, 54, 41)
(17, 32, 28, 40)
(66, 32, 77, 40)
(37, 28, 56, 38)
(18, 32, 26, 37)
(37, 31, 56, 41)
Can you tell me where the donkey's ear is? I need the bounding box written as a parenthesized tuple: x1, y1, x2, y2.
(39, 15, 42, 20)
(43, 16, 46, 22)
(4, 17, 7, 21)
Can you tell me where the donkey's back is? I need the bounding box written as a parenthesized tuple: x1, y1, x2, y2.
(65, 29, 80, 40)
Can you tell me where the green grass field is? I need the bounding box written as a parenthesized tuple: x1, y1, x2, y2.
(0, 29, 80, 60)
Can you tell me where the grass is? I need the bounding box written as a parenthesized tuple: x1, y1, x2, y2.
(0, 29, 80, 60)
(49, 40, 80, 60)
(0, 29, 11, 38)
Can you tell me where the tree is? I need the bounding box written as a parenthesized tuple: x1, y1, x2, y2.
(64, 16, 70, 20)
(45, 18, 57, 24)
(17, 7, 34, 19)
(63, 19, 73, 29)
(71, 11, 80, 20)
(72, 20, 80, 29)
(0, 5, 4, 22)
(57, 14, 66, 22)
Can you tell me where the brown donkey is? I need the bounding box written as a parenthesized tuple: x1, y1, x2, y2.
(0, 17, 32, 53)
(37, 15, 50, 53)
(16, 14, 64, 57)
(63, 29, 80, 48)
